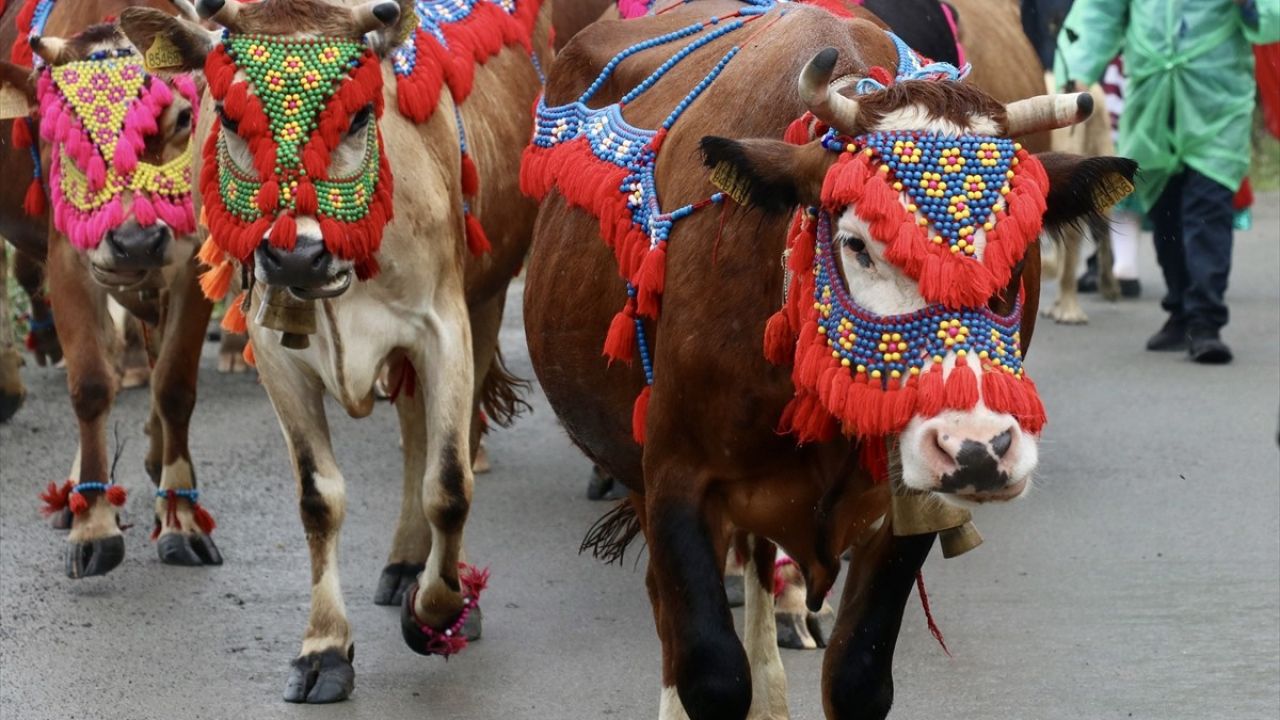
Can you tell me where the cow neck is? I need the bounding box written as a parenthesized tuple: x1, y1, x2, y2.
(521, 3, 802, 443)
(37, 51, 198, 250)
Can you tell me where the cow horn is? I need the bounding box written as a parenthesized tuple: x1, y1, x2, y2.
(1003, 92, 1094, 137)
(195, 0, 245, 32)
(797, 48, 861, 136)
(351, 1, 403, 35)
(28, 36, 67, 65)
(168, 0, 201, 23)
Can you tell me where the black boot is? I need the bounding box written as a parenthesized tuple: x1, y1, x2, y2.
(1076, 253, 1099, 293)
(1146, 316, 1188, 351)
(1188, 325, 1232, 365)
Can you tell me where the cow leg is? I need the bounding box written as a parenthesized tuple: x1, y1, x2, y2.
(742, 536, 789, 720)
(646, 475, 751, 720)
(400, 309, 481, 652)
(1045, 226, 1088, 324)
(467, 293, 528, 473)
(254, 346, 354, 704)
(0, 241, 26, 423)
(374, 360, 429, 606)
(723, 532, 747, 608)
(13, 248, 60, 366)
(151, 260, 219, 566)
(774, 553, 835, 650)
(821, 527, 935, 720)
(46, 237, 124, 577)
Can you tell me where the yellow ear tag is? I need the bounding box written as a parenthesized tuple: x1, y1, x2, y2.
(710, 161, 753, 206)
(1092, 173, 1135, 211)
(144, 35, 185, 73)
(0, 84, 32, 120)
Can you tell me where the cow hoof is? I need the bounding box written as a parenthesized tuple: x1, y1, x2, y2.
(0, 389, 23, 424)
(724, 574, 745, 608)
(283, 647, 354, 704)
(374, 562, 423, 606)
(776, 611, 820, 650)
(400, 583, 482, 656)
(65, 535, 125, 578)
(49, 508, 73, 530)
(157, 533, 223, 566)
(1043, 301, 1088, 325)
(806, 607, 835, 647)
(586, 465, 628, 501)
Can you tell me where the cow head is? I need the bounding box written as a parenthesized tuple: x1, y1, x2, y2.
(702, 46, 1135, 506)
(6, 24, 200, 288)
(120, 0, 406, 300)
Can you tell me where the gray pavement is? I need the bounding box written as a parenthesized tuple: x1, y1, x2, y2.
(2, 195, 1278, 720)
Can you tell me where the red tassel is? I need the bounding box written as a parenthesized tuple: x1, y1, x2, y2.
(943, 361, 979, 410)
(917, 364, 945, 418)
(23, 179, 44, 217)
(634, 242, 667, 317)
(197, 237, 223, 268)
(859, 437, 890, 483)
(356, 255, 380, 281)
(221, 292, 247, 333)
(762, 310, 795, 366)
(68, 492, 88, 515)
(105, 485, 127, 507)
(200, 261, 235, 301)
(12, 117, 32, 148)
(465, 212, 490, 256)
(193, 503, 217, 534)
(303, 146, 327, 178)
(295, 180, 318, 215)
(257, 180, 279, 213)
(39, 480, 73, 516)
(269, 213, 297, 251)
(603, 300, 637, 364)
(784, 115, 813, 145)
(460, 153, 479, 196)
(632, 386, 652, 444)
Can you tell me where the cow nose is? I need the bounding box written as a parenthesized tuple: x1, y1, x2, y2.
(256, 235, 334, 289)
(926, 425, 1020, 494)
(104, 225, 169, 267)
(990, 428, 1013, 459)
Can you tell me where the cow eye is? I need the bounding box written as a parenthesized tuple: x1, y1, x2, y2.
(217, 107, 239, 135)
(348, 104, 373, 136)
(841, 234, 874, 269)
(175, 108, 193, 132)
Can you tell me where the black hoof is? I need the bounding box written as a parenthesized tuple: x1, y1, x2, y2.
(0, 390, 23, 424)
(586, 465, 629, 501)
(49, 508, 73, 530)
(283, 647, 354, 704)
(374, 562, 423, 606)
(157, 533, 224, 566)
(65, 535, 125, 578)
(724, 574, 745, 608)
(400, 583, 483, 657)
(807, 609, 835, 647)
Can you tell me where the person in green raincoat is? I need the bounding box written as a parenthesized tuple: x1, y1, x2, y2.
(1055, 0, 1279, 363)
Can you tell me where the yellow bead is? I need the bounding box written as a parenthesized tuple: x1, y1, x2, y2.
(841, 358, 851, 367)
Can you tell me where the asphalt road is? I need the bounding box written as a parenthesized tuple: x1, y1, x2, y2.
(2, 196, 1278, 720)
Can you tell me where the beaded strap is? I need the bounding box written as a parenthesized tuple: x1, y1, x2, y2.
(38, 479, 127, 517)
(154, 487, 217, 537)
(409, 563, 489, 657)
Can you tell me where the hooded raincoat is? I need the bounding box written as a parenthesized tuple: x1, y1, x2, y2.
(1054, 0, 1280, 210)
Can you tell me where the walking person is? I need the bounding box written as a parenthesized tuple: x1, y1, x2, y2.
(1055, 0, 1278, 363)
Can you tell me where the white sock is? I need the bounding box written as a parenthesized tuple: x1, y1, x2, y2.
(1111, 210, 1140, 280)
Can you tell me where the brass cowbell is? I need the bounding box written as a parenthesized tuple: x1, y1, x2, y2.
(255, 285, 316, 349)
(886, 437, 984, 558)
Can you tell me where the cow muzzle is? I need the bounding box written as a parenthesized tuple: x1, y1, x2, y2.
(89, 221, 172, 288)
(900, 409, 1038, 504)
(255, 235, 353, 300)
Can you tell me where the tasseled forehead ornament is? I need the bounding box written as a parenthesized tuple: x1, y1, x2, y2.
(37, 50, 199, 250)
(767, 37, 1049, 449)
(200, 32, 393, 279)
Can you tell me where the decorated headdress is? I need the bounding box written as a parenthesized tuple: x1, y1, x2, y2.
(200, 31, 394, 280)
(766, 34, 1048, 447)
(36, 49, 199, 249)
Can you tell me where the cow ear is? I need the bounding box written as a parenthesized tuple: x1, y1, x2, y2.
(0, 61, 37, 119)
(700, 137, 836, 214)
(119, 7, 216, 76)
(1037, 152, 1138, 231)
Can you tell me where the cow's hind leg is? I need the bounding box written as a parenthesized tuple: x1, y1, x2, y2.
(255, 347, 354, 703)
(773, 553, 835, 650)
(821, 527, 934, 719)
(646, 466, 751, 720)
(400, 309, 483, 655)
(742, 536, 788, 720)
(150, 260, 219, 566)
(45, 238, 124, 577)
(13, 248, 60, 366)
(374, 354, 429, 606)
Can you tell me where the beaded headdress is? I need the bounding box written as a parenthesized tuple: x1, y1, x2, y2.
(36, 51, 198, 250)
(767, 37, 1048, 446)
(200, 33, 394, 279)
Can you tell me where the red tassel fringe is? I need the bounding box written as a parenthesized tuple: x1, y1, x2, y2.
(464, 212, 491, 256)
(23, 178, 45, 217)
(460, 153, 479, 196)
(603, 299, 637, 364)
(221, 292, 248, 333)
(632, 386, 652, 444)
(39, 480, 73, 516)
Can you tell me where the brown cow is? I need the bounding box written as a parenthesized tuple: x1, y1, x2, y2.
(121, 0, 547, 703)
(0, 1, 226, 576)
(524, 2, 1134, 717)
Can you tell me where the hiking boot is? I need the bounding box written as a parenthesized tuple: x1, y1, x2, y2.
(1146, 316, 1188, 351)
(1188, 326, 1232, 365)
(1118, 278, 1141, 299)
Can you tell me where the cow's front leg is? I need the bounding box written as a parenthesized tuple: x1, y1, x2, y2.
(821, 527, 934, 719)
(150, 260, 220, 566)
(44, 237, 125, 577)
(256, 348, 354, 704)
(401, 307, 483, 656)
(646, 469, 751, 720)
(374, 355, 430, 606)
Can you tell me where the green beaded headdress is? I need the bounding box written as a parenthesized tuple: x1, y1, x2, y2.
(200, 33, 394, 279)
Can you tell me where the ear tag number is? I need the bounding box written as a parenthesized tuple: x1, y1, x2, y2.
(145, 35, 185, 72)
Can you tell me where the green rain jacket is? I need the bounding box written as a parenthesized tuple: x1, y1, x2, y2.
(1054, 0, 1280, 210)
